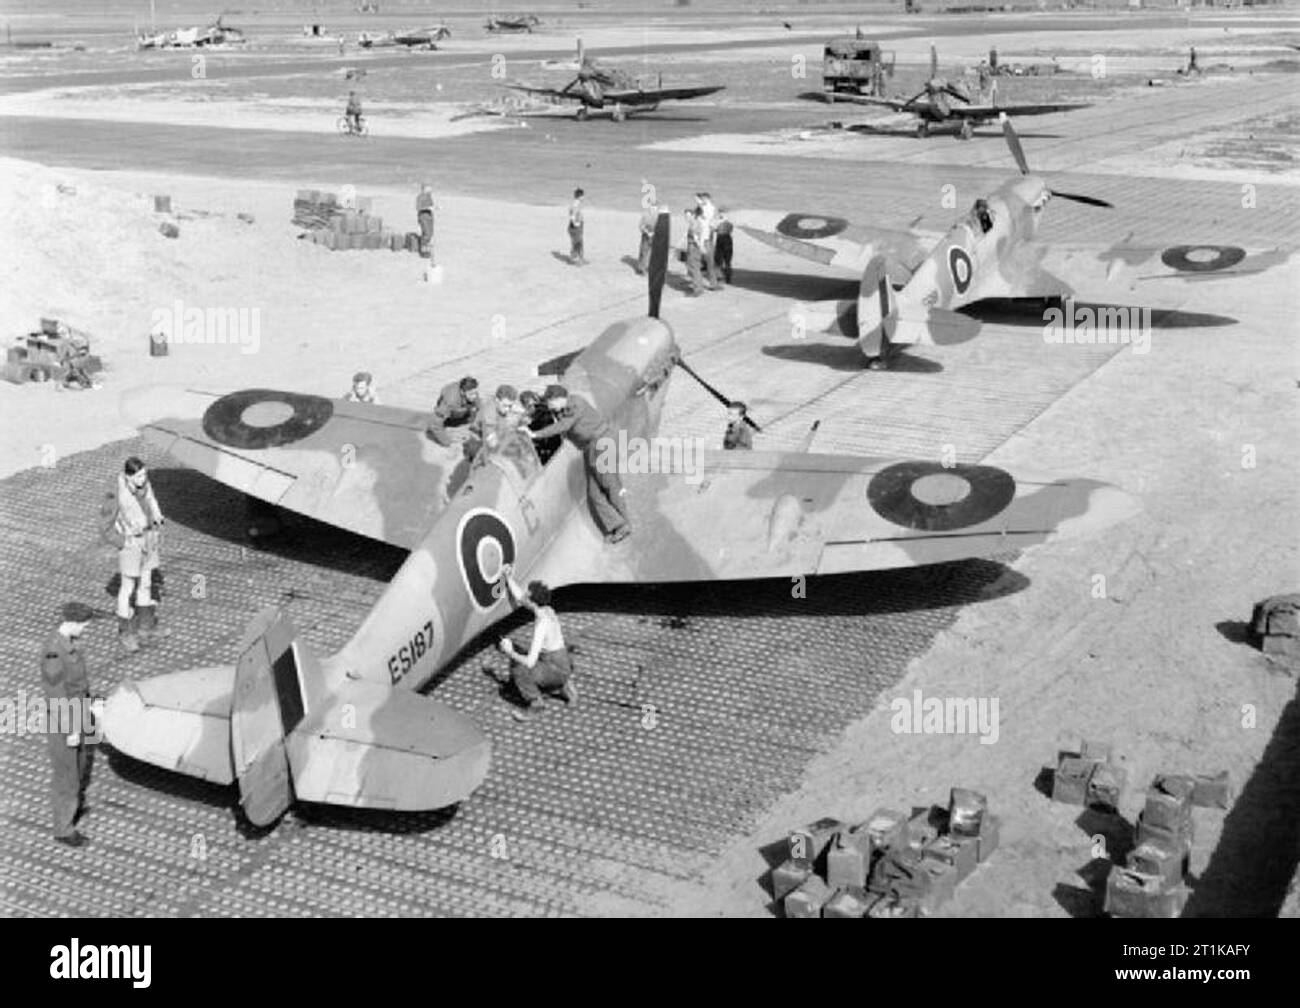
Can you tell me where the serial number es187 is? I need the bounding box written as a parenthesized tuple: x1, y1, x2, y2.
(388, 620, 435, 681)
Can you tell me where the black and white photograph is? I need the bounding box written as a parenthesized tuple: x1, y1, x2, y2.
(0, 0, 1296, 937)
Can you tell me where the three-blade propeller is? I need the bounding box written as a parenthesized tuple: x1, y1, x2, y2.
(1000, 114, 1114, 208)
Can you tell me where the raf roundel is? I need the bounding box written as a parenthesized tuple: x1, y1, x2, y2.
(947, 247, 973, 294)
(1160, 245, 1246, 273)
(456, 508, 517, 611)
(867, 460, 1017, 532)
(775, 213, 850, 241)
(202, 389, 334, 450)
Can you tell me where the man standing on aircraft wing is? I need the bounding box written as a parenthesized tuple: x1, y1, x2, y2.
(426, 376, 482, 501)
(529, 384, 632, 543)
(495, 565, 575, 721)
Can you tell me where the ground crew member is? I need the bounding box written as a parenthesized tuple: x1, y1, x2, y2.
(636, 185, 659, 275)
(495, 564, 575, 721)
(976, 61, 992, 103)
(114, 457, 165, 653)
(425, 376, 481, 447)
(520, 390, 562, 464)
(989, 46, 999, 75)
(426, 376, 482, 501)
(568, 188, 586, 265)
(344, 370, 379, 404)
(529, 384, 632, 542)
(1187, 46, 1200, 74)
(723, 401, 753, 450)
(345, 90, 363, 133)
(42, 602, 98, 847)
(713, 211, 734, 284)
(684, 207, 715, 296)
(697, 193, 722, 288)
(416, 182, 435, 261)
(483, 384, 528, 453)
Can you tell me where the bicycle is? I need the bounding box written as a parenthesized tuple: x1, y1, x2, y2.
(336, 115, 368, 137)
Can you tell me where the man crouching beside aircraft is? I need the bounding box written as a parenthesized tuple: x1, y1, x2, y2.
(496, 564, 576, 721)
(529, 384, 633, 543)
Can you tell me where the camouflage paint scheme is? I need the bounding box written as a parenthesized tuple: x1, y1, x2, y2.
(103, 203, 1142, 824)
(732, 120, 1291, 364)
(105, 306, 1138, 824)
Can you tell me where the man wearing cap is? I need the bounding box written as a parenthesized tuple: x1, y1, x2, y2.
(416, 183, 436, 261)
(344, 371, 379, 404)
(723, 401, 753, 450)
(42, 602, 98, 847)
(528, 385, 632, 543)
(114, 456, 166, 653)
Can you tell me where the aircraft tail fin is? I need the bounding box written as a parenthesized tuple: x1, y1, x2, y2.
(857, 254, 981, 357)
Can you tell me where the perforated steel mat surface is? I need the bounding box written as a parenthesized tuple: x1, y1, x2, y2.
(0, 436, 1026, 917)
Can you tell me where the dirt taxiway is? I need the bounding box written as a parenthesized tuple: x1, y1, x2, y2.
(1, 8, 1297, 917)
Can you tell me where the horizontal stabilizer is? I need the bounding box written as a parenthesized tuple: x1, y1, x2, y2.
(891, 306, 982, 346)
(288, 681, 491, 812)
(102, 666, 236, 784)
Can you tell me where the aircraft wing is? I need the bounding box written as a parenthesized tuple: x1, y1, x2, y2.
(532, 451, 1138, 587)
(729, 209, 933, 272)
(947, 101, 1090, 119)
(1011, 238, 1294, 302)
(611, 84, 725, 104)
(504, 82, 571, 100)
(803, 92, 912, 111)
(121, 386, 450, 550)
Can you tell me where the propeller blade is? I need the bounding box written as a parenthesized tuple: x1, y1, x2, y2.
(675, 358, 763, 431)
(1050, 190, 1114, 208)
(1000, 113, 1030, 175)
(648, 209, 669, 319)
(944, 83, 970, 103)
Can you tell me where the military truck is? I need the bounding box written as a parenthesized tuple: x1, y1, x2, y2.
(822, 37, 896, 96)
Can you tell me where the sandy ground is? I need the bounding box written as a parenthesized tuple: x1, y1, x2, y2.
(2, 8, 1298, 917)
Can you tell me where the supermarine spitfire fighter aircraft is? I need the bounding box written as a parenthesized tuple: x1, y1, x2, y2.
(358, 25, 451, 50)
(733, 116, 1291, 369)
(814, 44, 1088, 139)
(104, 219, 1138, 827)
(506, 39, 725, 121)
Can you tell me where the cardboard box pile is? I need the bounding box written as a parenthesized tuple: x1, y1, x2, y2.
(293, 189, 414, 253)
(773, 789, 1001, 918)
(1104, 771, 1232, 918)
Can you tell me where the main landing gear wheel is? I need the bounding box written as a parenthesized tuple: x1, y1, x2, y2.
(959, 119, 974, 141)
(576, 106, 589, 121)
(612, 104, 626, 122)
(916, 121, 930, 138)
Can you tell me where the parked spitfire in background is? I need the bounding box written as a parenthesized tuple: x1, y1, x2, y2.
(506, 38, 725, 121)
(733, 116, 1291, 368)
(811, 43, 1088, 139)
(358, 25, 451, 50)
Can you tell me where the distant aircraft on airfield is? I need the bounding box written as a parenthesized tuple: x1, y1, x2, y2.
(811, 43, 1088, 139)
(357, 25, 451, 50)
(103, 215, 1138, 828)
(485, 14, 542, 34)
(137, 15, 246, 51)
(505, 39, 725, 121)
(731, 116, 1291, 369)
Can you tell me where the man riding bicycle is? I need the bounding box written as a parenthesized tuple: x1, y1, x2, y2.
(344, 91, 363, 134)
